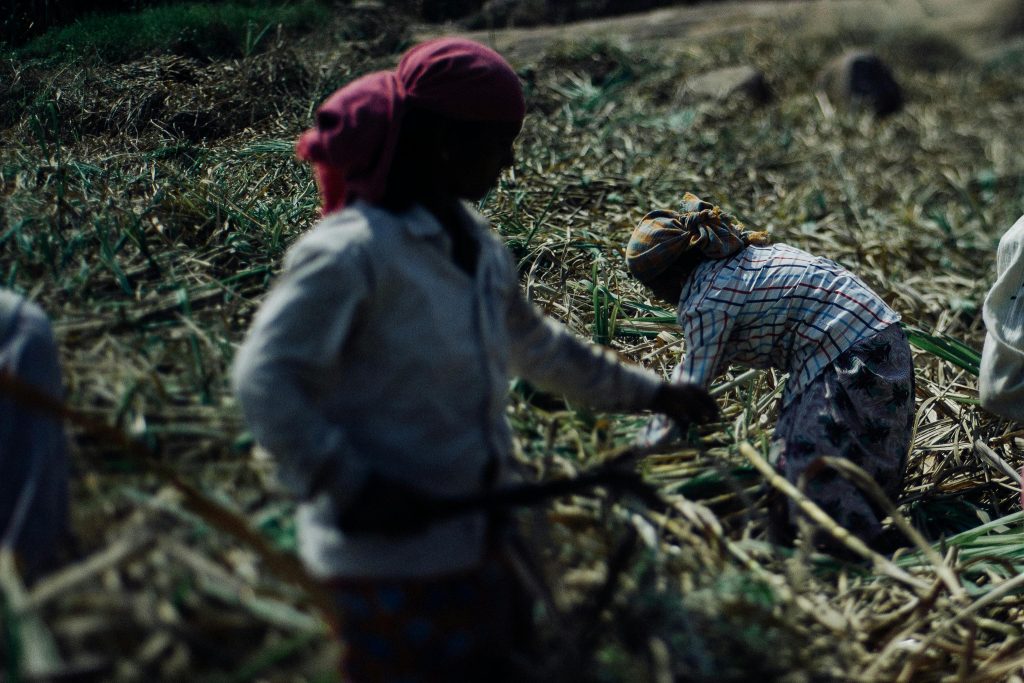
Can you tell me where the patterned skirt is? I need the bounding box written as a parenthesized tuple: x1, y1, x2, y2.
(329, 557, 527, 683)
(770, 323, 915, 547)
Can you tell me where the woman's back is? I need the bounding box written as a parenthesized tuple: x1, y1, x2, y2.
(677, 243, 900, 404)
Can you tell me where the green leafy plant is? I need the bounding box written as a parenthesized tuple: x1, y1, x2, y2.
(903, 324, 982, 376)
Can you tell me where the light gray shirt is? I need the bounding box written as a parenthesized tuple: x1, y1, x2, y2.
(981, 214, 1024, 421)
(232, 201, 663, 578)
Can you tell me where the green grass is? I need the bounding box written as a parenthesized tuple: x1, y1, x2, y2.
(15, 1, 330, 62)
(904, 325, 982, 376)
(896, 510, 1024, 588)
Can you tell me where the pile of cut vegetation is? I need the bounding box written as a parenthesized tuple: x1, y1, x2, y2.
(2, 1, 1024, 680)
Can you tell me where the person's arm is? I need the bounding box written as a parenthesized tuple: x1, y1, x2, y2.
(232, 239, 375, 509)
(980, 216, 1024, 421)
(636, 306, 732, 446)
(0, 293, 69, 573)
(505, 290, 717, 423)
(675, 306, 732, 389)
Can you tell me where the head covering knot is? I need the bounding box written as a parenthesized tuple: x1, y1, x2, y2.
(625, 192, 771, 285)
(296, 38, 526, 215)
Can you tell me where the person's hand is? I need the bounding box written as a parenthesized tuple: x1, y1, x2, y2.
(336, 474, 440, 537)
(649, 382, 719, 426)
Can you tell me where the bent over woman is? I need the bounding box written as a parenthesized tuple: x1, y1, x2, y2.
(626, 193, 914, 552)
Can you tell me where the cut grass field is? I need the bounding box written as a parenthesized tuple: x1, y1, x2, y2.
(2, 1, 1024, 680)
(9, 1, 331, 62)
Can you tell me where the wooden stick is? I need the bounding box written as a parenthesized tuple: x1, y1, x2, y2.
(419, 464, 665, 521)
(24, 532, 156, 612)
(974, 439, 1024, 487)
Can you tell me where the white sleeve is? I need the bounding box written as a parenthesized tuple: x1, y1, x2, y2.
(980, 215, 1024, 421)
(232, 239, 374, 503)
(505, 291, 662, 412)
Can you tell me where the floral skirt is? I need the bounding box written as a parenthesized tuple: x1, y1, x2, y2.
(770, 323, 915, 546)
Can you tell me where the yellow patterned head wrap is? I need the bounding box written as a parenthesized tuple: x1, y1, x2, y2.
(625, 192, 771, 285)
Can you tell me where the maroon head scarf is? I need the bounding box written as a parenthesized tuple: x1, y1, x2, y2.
(296, 38, 526, 215)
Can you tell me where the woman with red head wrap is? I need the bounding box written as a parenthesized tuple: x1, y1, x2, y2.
(234, 38, 715, 681)
(295, 37, 526, 215)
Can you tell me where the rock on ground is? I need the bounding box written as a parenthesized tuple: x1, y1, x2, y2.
(678, 65, 772, 105)
(816, 50, 903, 117)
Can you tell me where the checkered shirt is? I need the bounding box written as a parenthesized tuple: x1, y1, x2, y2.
(673, 243, 900, 407)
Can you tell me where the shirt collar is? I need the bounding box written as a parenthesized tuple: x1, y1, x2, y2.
(355, 199, 485, 244)
(398, 202, 486, 243)
(400, 203, 444, 238)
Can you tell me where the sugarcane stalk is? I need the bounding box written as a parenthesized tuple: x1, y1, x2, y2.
(0, 371, 337, 628)
(737, 441, 930, 592)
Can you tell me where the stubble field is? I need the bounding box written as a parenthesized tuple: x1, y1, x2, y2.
(3, 1, 1024, 680)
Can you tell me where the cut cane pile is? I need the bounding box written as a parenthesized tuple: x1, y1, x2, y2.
(2, 2, 1024, 680)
